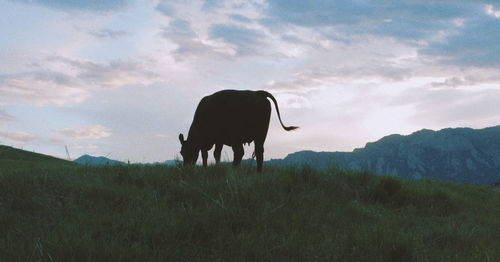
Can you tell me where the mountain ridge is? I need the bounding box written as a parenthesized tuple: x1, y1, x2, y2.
(269, 125, 500, 184)
(73, 154, 125, 165)
(4, 125, 500, 184)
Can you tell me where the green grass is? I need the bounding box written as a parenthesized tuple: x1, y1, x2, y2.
(1, 164, 499, 261)
(0, 145, 76, 169)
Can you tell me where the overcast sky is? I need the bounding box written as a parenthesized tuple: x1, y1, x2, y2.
(2, 0, 500, 163)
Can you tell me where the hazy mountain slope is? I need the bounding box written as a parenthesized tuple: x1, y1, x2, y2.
(270, 126, 500, 184)
(74, 154, 125, 165)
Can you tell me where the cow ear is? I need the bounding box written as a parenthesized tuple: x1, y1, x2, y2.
(179, 133, 185, 145)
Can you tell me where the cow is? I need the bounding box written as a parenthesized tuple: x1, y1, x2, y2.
(179, 89, 298, 172)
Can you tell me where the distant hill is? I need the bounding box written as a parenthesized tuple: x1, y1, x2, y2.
(74, 154, 125, 165)
(0, 145, 76, 169)
(73, 155, 178, 166)
(142, 160, 177, 165)
(163, 160, 177, 165)
(268, 126, 500, 185)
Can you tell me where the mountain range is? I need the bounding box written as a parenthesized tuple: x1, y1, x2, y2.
(72, 126, 500, 184)
(73, 154, 125, 165)
(268, 126, 500, 185)
(73, 154, 177, 166)
(3, 125, 500, 185)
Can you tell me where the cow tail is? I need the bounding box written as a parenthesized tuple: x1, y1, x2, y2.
(260, 91, 299, 131)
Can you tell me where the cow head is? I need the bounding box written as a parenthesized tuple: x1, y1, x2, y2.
(178, 133, 199, 165)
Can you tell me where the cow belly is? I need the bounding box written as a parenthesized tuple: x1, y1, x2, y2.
(217, 128, 258, 146)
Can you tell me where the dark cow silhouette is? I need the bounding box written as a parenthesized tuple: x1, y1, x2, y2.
(179, 90, 298, 172)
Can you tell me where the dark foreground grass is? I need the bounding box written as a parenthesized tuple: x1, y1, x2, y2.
(0, 145, 76, 169)
(1, 164, 499, 261)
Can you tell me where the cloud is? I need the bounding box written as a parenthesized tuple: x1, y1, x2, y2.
(390, 85, 500, 128)
(10, 0, 129, 12)
(265, 1, 500, 69)
(157, 1, 272, 60)
(161, 19, 235, 61)
(153, 0, 500, 113)
(74, 59, 158, 88)
(421, 15, 500, 67)
(0, 110, 15, 125)
(265, 69, 331, 94)
(88, 29, 128, 39)
(155, 2, 175, 16)
(264, 1, 500, 70)
(0, 131, 35, 142)
(230, 14, 252, 23)
(5, 0, 500, 161)
(50, 137, 64, 143)
(265, 0, 368, 27)
(265, 1, 473, 38)
(202, 0, 223, 11)
(0, 72, 91, 106)
(72, 144, 99, 149)
(48, 55, 158, 88)
(55, 125, 112, 139)
(486, 4, 500, 18)
(276, 34, 421, 84)
(0, 54, 158, 106)
(430, 77, 475, 88)
(209, 24, 267, 56)
(263, 69, 338, 109)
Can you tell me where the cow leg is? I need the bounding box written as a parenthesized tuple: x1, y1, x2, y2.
(255, 141, 264, 172)
(214, 143, 223, 164)
(232, 144, 244, 167)
(202, 150, 208, 167)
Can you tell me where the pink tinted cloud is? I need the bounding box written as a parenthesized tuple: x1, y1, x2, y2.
(0, 110, 15, 124)
(0, 131, 36, 142)
(56, 125, 112, 139)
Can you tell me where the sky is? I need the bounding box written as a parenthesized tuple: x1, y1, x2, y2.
(1, 0, 500, 163)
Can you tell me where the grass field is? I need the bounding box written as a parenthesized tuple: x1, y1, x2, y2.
(0, 145, 76, 169)
(1, 163, 500, 261)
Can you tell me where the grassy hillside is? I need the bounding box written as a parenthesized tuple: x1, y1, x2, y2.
(1, 164, 499, 261)
(0, 145, 76, 169)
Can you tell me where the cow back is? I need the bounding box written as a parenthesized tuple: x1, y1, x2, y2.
(190, 90, 272, 147)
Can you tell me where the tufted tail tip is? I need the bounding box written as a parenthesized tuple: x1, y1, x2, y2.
(284, 126, 299, 131)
